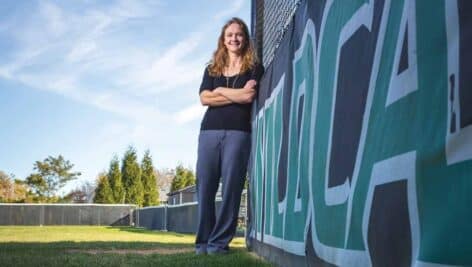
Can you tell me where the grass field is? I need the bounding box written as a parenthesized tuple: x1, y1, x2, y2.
(0, 226, 272, 267)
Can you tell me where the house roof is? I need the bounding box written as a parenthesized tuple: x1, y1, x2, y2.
(167, 185, 196, 196)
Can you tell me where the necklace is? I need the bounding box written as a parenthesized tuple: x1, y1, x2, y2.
(226, 74, 239, 88)
(224, 64, 240, 88)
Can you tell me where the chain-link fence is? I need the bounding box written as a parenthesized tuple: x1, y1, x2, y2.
(252, 0, 301, 67)
(0, 204, 135, 226)
(135, 190, 247, 234)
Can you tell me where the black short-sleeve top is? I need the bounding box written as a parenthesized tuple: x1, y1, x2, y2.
(199, 64, 264, 132)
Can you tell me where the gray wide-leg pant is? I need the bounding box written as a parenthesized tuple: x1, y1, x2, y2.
(195, 130, 251, 253)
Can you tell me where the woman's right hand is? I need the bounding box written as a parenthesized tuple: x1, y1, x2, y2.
(244, 79, 257, 90)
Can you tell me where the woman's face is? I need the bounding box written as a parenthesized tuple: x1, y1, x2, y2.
(224, 23, 245, 54)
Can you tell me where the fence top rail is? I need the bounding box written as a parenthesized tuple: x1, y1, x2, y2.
(138, 199, 225, 210)
(136, 202, 199, 210)
(0, 203, 137, 207)
(167, 201, 198, 208)
(137, 205, 167, 210)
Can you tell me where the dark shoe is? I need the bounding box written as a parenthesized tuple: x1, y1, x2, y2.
(195, 248, 207, 255)
(196, 250, 207, 255)
(195, 243, 207, 255)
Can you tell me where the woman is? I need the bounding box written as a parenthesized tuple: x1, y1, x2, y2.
(195, 17, 263, 255)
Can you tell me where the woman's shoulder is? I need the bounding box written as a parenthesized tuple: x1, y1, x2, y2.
(249, 62, 264, 80)
(204, 63, 211, 72)
(202, 64, 214, 77)
(205, 62, 223, 78)
(254, 62, 264, 73)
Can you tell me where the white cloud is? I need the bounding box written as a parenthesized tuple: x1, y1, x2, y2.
(0, 66, 12, 79)
(1, 1, 162, 112)
(39, 1, 67, 37)
(174, 103, 206, 125)
(47, 75, 79, 94)
(0, 0, 227, 122)
(110, 0, 161, 19)
(214, 0, 245, 20)
(121, 31, 206, 94)
(66, 41, 97, 63)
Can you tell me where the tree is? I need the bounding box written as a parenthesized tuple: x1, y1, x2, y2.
(26, 155, 81, 201)
(62, 181, 95, 203)
(170, 167, 184, 192)
(94, 172, 113, 203)
(155, 168, 174, 203)
(121, 146, 143, 206)
(171, 164, 196, 192)
(62, 189, 87, 203)
(12, 179, 29, 203)
(141, 150, 159, 206)
(183, 167, 196, 188)
(0, 171, 12, 202)
(1, 171, 32, 203)
(108, 156, 124, 203)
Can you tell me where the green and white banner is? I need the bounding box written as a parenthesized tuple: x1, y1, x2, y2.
(249, 0, 471, 266)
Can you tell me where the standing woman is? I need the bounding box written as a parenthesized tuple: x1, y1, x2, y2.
(195, 17, 263, 255)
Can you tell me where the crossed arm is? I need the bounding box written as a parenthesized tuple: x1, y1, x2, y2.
(200, 80, 257, 107)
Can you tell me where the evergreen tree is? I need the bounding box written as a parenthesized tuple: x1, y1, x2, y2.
(141, 150, 159, 206)
(170, 165, 183, 192)
(171, 164, 196, 192)
(0, 171, 12, 202)
(108, 156, 124, 203)
(94, 173, 113, 203)
(121, 146, 143, 206)
(184, 167, 196, 187)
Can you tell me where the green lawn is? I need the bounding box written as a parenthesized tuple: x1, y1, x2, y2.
(0, 226, 272, 267)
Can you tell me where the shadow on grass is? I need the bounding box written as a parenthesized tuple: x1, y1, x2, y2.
(0, 241, 272, 267)
(104, 226, 247, 248)
(108, 226, 245, 239)
(0, 240, 193, 251)
(107, 226, 190, 238)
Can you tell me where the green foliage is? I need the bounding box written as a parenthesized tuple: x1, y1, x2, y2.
(0, 171, 35, 203)
(184, 169, 196, 188)
(108, 156, 124, 204)
(141, 150, 159, 207)
(25, 155, 81, 200)
(121, 146, 143, 206)
(26, 174, 47, 197)
(171, 164, 196, 192)
(94, 173, 113, 203)
(11, 179, 30, 203)
(0, 171, 11, 202)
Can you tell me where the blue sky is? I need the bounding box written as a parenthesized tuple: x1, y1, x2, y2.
(0, 0, 251, 193)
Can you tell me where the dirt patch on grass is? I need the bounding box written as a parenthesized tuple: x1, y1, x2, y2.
(67, 247, 193, 255)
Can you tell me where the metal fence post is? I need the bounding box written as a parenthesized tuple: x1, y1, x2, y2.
(40, 205, 44, 226)
(164, 204, 168, 232)
(98, 207, 101, 226)
(130, 208, 133, 226)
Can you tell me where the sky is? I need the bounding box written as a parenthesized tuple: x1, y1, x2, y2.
(0, 0, 251, 193)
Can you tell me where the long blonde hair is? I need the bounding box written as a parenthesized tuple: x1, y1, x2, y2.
(208, 17, 258, 77)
